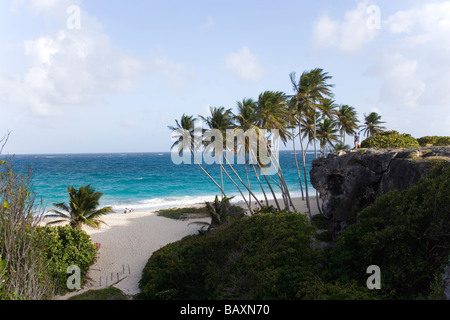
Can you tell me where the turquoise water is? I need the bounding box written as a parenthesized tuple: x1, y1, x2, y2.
(1, 151, 316, 212)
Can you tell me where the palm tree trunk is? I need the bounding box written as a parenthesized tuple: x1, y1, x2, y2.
(219, 162, 252, 213)
(251, 163, 268, 205)
(262, 173, 281, 211)
(244, 161, 251, 207)
(269, 151, 296, 212)
(223, 154, 263, 209)
(292, 127, 305, 200)
(299, 124, 312, 223)
(190, 150, 226, 196)
(220, 165, 224, 199)
(250, 147, 281, 211)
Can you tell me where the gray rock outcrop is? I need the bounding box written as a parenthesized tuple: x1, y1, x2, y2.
(310, 146, 450, 240)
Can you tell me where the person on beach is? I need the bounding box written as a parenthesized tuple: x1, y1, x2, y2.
(354, 132, 361, 149)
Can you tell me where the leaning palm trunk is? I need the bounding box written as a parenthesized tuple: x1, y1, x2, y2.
(218, 162, 252, 213)
(223, 153, 263, 209)
(292, 127, 305, 200)
(250, 149, 280, 210)
(251, 163, 269, 205)
(268, 151, 296, 212)
(298, 125, 313, 223)
(190, 149, 226, 196)
(244, 161, 251, 207)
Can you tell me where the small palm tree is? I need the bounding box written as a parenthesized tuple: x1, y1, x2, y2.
(363, 112, 386, 137)
(189, 195, 244, 232)
(47, 185, 112, 229)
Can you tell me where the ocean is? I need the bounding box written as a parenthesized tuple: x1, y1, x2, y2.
(1, 151, 317, 213)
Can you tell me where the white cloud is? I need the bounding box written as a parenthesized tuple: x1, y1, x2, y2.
(368, 53, 426, 108)
(312, 0, 380, 54)
(385, 2, 450, 50)
(225, 46, 265, 82)
(367, 2, 450, 109)
(0, 5, 145, 116)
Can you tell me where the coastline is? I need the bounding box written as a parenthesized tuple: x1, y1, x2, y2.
(48, 195, 319, 299)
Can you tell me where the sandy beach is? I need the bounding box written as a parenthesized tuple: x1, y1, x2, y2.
(49, 196, 319, 299)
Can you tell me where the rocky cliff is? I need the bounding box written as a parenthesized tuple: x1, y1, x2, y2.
(310, 146, 450, 239)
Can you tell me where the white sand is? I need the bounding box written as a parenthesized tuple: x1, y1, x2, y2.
(49, 196, 320, 299)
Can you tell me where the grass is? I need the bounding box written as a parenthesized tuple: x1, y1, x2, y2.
(157, 206, 209, 220)
(311, 214, 329, 230)
(68, 287, 130, 300)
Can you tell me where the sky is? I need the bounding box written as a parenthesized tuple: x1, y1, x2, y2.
(0, 0, 449, 154)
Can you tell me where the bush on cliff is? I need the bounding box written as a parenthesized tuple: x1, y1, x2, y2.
(361, 131, 420, 149)
(417, 136, 450, 147)
(327, 162, 450, 299)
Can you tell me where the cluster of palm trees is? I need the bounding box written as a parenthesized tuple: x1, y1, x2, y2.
(169, 68, 386, 221)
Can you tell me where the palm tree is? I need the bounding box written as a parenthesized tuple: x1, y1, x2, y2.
(200, 106, 234, 196)
(200, 106, 262, 212)
(168, 113, 197, 152)
(199, 106, 235, 134)
(320, 98, 338, 120)
(363, 112, 386, 137)
(298, 69, 335, 158)
(233, 99, 269, 205)
(47, 185, 112, 229)
(168, 114, 225, 195)
(317, 118, 340, 157)
(254, 91, 295, 211)
(234, 98, 258, 132)
(286, 97, 304, 200)
(336, 105, 359, 144)
(254, 91, 291, 144)
(291, 69, 334, 220)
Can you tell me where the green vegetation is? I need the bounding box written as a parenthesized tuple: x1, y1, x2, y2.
(0, 256, 6, 297)
(137, 212, 328, 300)
(327, 163, 450, 299)
(46, 185, 113, 229)
(418, 136, 450, 147)
(157, 206, 209, 220)
(137, 162, 450, 300)
(0, 151, 101, 299)
(311, 213, 329, 230)
(1, 156, 54, 300)
(361, 130, 420, 149)
(68, 287, 129, 300)
(34, 225, 98, 294)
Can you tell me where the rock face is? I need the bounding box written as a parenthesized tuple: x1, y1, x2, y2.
(310, 146, 450, 240)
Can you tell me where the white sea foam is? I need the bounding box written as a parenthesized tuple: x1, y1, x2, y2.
(107, 194, 218, 213)
(106, 188, 317, 214)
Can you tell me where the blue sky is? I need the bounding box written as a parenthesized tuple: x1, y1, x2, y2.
(1, 0, 449, 154)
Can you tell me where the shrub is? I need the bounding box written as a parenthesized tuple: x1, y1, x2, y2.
(68, 287, 129, 300)
(34, 226, 98, 294)
(361, 131, 420, 149)
(0, 256, 6, 299)
(297, 277, 379, 300)
(137, 212, 323, 300)
(417, 136, 450, 147)
(327, 163, 450, 299)
(311, 214, 329, 229)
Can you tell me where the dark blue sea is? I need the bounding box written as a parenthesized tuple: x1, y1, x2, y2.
(1, 151, 316, 212)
